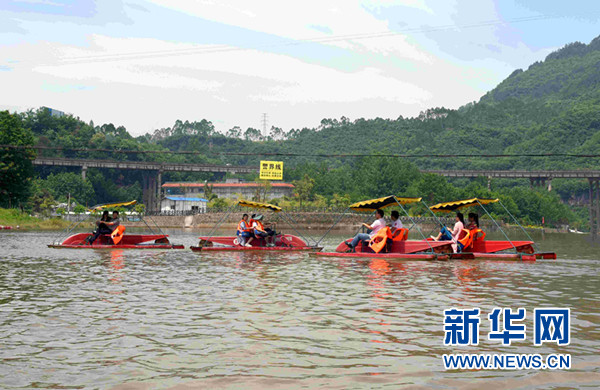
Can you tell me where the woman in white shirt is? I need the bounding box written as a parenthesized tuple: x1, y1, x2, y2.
(345, 209, 386, 252)
(450, 212, 465, 253)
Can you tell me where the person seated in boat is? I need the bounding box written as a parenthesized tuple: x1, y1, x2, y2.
(390, 210, 405, 238)
(466, 213, 479, 230)
(252, 215, 277, 246)
(236, 214, 254, 247)
(344, 208, 386, 252)
(85, 210, 112, 244)
(263, 219, 277, 239)
(87, 210, 121, 244)
(432, 213, 465, 252)
(431, 225, 452, 241)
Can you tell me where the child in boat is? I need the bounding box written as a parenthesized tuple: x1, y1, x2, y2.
(390, 210, 404, 238)
(344, 208, 386, 252)
(466, 213, 479, 229)
(236, 214, 254, 247)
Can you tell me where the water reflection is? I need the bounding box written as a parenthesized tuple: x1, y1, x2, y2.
(0, 232, 598, 389)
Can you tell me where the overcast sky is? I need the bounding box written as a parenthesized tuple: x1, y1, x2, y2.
(1, 0, 598, 136)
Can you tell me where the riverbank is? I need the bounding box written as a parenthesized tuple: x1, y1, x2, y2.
(0, 209, 70, 230)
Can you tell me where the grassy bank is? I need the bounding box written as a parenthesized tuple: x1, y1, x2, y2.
(0, 208, 71, 230)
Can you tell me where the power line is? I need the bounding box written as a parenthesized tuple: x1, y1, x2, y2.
(13, 14, 567, 67)
(2, 144, 600, 159)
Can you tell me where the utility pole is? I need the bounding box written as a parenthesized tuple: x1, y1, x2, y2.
(261, 113, 268, 138)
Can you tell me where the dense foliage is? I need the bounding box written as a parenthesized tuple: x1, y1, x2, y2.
(2, 35, 600, 228)
(0, 111, 35, 208)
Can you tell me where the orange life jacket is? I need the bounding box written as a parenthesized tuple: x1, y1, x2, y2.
(457, 229, 471, 248)
(368, 227, 393, 253)
(459, 228, 486, 250)
(238, 219, 251, 233)
(253, 221, 265, 232)
(111, 225, 126, 245)
(470, 228, 486, 242)
(393, 228, 409, 241)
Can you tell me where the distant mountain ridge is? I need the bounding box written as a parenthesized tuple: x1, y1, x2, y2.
(480, 36, 600, 103)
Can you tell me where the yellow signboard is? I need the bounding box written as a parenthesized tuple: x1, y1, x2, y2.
(259, 160, 283, 180)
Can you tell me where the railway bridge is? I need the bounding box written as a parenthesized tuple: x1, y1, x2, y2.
(33, 157, 258, 211)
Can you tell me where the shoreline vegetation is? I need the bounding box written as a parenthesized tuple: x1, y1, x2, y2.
(0, 208, 568, 233)
(0, 209, 70, 230)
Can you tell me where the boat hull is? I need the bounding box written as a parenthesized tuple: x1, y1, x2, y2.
(326, 237, 555, 261)
(49, 233, 184, 249)
(312, 251, 447, 260)
(192, 234, 319, 252)
(191, 245, 322, 252)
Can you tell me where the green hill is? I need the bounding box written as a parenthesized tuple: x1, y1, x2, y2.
(4, 35, 600, 228)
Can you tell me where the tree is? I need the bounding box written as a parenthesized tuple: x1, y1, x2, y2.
(244, 127, 262, 141)
(253, 180, 272, 202)
(226, 126, 242, 139)
(210, 197, 228, 210)
(293, 174, 315, 206)
(43, 172, 95, 205)
(203, 184, 217, 201)
(0, 111, 35, 208)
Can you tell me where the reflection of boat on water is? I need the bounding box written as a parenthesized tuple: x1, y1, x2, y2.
(191, 200, 322, 252)
(312, 196, 556, 261)
(49, 200, 184, 250)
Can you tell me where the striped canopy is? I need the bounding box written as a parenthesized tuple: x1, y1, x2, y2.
(349, 196, 422, 212)
(238, 199, 282, 212)
(89, 200, 137, 212)
(429, 198, 499, 212)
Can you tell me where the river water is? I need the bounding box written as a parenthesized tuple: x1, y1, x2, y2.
(0, 230, 598, 389)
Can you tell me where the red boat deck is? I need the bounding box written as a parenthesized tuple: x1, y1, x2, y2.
(193, 234, 318, 252)
(49, 233, 184, 249)
(49, 244, 185, 249)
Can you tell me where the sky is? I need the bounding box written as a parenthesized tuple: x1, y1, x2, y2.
(0, 0, 599, 136)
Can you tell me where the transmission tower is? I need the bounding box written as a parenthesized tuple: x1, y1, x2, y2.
(261, 113, 268, 138)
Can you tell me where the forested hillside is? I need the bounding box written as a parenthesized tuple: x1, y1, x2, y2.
(2, 35, 600, 228)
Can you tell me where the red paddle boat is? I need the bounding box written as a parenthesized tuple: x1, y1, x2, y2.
(428, 198, 556, 260)
(49, 200, 184, 250)
(312, 195, 453, 261)
(191, 200, 321, 252)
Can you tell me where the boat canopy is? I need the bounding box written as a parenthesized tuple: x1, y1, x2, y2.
(238, 199, 282, 212)
(429, 198, 499, 212)
(349, 195, 422, 212)
(89, 200, 137, 212)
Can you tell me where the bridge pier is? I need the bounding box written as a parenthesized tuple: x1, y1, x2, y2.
(143, 172, 158, 212)
(590, 178, 600, 238)
(81, 165, 87, 181)
(142, 170, 164, 212)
